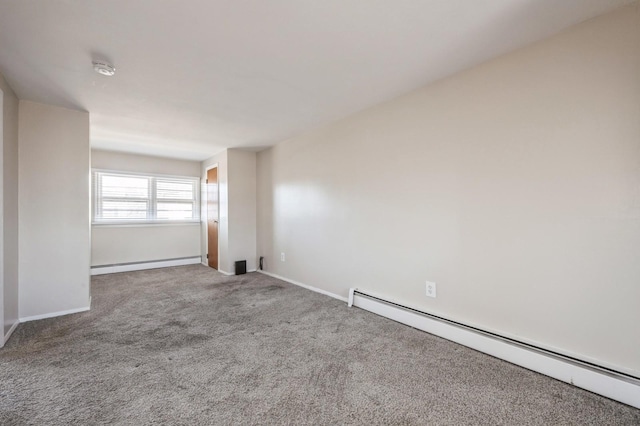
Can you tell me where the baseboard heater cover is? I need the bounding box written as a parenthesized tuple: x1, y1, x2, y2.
(349, 289, 640, 409)
(91, 256, 201, 275)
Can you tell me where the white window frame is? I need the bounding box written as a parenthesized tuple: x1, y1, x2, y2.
(92, 169, 200, 225)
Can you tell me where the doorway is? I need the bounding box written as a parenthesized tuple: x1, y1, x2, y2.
(206, 166, 219, 269)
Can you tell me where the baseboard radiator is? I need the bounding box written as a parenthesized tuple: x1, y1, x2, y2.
(348, 289, 640, 409)
(91, 256, 202, 275)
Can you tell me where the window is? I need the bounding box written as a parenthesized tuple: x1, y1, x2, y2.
(93, 170, 199, 224)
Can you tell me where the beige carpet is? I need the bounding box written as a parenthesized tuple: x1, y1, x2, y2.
(0, 265, 638, 425)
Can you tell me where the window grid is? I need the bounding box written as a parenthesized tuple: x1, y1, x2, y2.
(93, 171, 199, 224)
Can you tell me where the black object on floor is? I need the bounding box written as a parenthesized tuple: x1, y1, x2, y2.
(235, 260, 247, 275)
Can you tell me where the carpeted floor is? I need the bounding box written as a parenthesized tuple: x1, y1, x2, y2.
(0, 265, 638, 425)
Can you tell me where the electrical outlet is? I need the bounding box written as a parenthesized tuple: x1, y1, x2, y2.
(426, 281, 436, 298)
(281, 252, 285, 262)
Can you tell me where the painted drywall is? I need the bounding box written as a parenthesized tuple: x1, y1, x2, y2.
(92, 225, 200, 266)
(91, 149, 201, 177)
(200, 149, 257, 274)
(0, 73, 19, 343)
(201, 150, 229, 272)
(90, 150, 201, 266)
(257, 4, 640, 377)
(19, 101, 90, 319)
(228, 149, 257, 272)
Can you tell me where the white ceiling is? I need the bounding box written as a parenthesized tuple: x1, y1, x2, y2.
(0, 0, 631, 160)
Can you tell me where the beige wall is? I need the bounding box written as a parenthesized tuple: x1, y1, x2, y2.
(90, 150, 201, 266)
(92, 149, 201, 177)
(228, 149, 257, 272)
(92, 225, 200, 266)
(257, 4, 640, 376)
(1, 73, 19, 342)
(201, 149, 257, 274)
(19, 101, 90, 319)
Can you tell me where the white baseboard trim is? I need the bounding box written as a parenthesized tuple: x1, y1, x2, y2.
(202, 262, 256, 276)
(226, 269, 257, 275)
(3, 320, 19, 344)
(20, 304, 91, 323)
(257, 270, 348, 303)
(91, 256, 201, 275)
(202, 267, 258, 276)
(350, 289, 640, 409)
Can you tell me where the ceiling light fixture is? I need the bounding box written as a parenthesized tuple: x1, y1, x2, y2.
(92, 61, 116, 76)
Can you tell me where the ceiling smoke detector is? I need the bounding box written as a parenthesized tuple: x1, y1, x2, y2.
(92, 61, 116, 76)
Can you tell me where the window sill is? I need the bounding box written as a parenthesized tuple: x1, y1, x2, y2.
(92, 221, 201, 228)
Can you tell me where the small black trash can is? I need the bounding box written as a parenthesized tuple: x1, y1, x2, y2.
(235, 260, 247, 275)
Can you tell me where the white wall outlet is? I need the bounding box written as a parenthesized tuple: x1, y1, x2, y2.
(281, 252, 285, 262)
(426, 281, 437, 298)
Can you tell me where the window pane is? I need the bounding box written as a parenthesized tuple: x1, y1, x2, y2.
(93, 171, 199, 223)
(100, 200, 148, 219)
(157, 202, 194, 220)
(101, 175, 149, 198)
(156, 180, 194, 200)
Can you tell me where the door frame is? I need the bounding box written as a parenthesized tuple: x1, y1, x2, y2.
(204, 163, 219, 269)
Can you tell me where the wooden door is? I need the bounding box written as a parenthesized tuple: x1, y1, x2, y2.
(207, 167, 219, 269)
